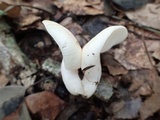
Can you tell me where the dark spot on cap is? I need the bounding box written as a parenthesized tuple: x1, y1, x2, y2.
(95, 81, 99, 85)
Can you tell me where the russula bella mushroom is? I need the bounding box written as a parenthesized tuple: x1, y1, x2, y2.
(42, 20, 128, 98)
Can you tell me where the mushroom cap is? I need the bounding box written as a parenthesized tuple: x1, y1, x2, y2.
(42, 20, 82, 70)
(81, 26, 128, 70)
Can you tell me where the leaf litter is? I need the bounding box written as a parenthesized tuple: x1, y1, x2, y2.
(0, 0, 160, 119)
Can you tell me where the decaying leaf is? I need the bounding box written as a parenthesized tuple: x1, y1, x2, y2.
(1, 0, 160, 119)
(0, 86, 26, 120)
(56, 104, 79, 120)
(102, 53, 128, 75)
(152, 49, 160, 61)
(0, 2, 21, 17)
(140, 93, 160, 120)
(95, 78, 113, 101)
(59, 17, 86, 46)
(0, 73, 9, 88)
(3, 103, 31, 120)
(25, 91, 65, 120)
(128, 69, 154, 96)
(53, 0, 104, 15)
(114, 34, 155, 70)
(114, 97, 142, 119)
(21, 14, 41, 27)
(126, 3, 160, 29)
(139, 77, 160, 119)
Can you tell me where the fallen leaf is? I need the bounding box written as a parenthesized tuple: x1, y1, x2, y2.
(126, 3, 160, 29)
(95, 78, 113, 101)
(145, 40, 160, 52)
(102, 53, 128, 75)
(59, 17, 85, 46)
(53, 0, 104, 15)
(0, 86, 26, 120)
(21, 14, 41, 27)
(60, 18, 83, 36)
(128, 69, 154, 96)
(3, 103, 31, 120)
(111, 100, 125, 113)
(114, 34, 155, 70)
(139, 77, 160, 120)
(114, 97, 141, 119)
(152, 49, 160, 60)
(140, 93, 160, 120)
(25, 91, 65, 120)
(55, 104, 79, 120)
(134, 83, 152, 96)
(0, 73, 9, 88)
(0, 2, 21, 17)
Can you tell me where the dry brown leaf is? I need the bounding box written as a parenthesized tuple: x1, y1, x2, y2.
(56, 104, 79, 120)
(3, 105, 21, 120)
(152, 49, 160, 60)
(60, 17, 83, 36)
(25, 91, 65, 120)
(145, 40, 160, 52)
(134, 83, 152, 96)
(111, 100, 125, 113)
(114, 34, 155, 70)
(3, 103, 31, 120)
(126, 3, 160, 29)
(0, 2, 21, 17)
(87, 0, 101, 5)
(114, 98, 142, 119)
(20, 14, 40, 27)
(140, 93, 160, 120)
(102, 53, 128, 75)
(0, 73, 9, 88)
(53, 0, 104, 15)
(139, 77, 160, 120)
(128, 69, 154, 97)
(60, 17, 86, 46)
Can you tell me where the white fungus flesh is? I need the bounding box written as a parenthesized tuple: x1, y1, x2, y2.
(42, 20, 82, 70)
(42, 20, 128, 98)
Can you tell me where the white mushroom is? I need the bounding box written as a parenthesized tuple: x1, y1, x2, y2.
(43, 20, 83, 95)
(81, 26, 128, 98)
(61, 60, 83, 95)
(42, 20, 128, 98)
(42, 20, 82, 70)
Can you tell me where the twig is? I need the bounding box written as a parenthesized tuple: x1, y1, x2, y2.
(105, 15, 160, 35)
(141, 30, 157, 73)
(26, 75, 53, 92)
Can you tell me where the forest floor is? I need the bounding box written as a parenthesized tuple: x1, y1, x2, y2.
(0, 0, 160, 120)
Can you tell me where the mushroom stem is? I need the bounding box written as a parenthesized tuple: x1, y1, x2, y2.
(82, 60, 102, 98)
(61, 60, 84, 95)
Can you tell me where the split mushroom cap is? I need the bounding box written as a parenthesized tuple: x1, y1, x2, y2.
(81, 26, 128, 70)
(42, 20, 128, 98)
(80, 26, 128, 98)
(42, 20, 82, 70)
